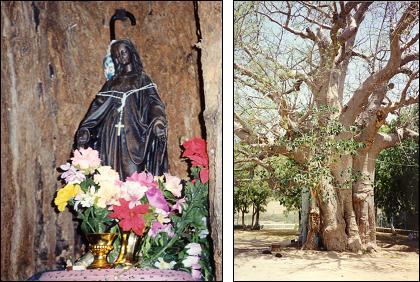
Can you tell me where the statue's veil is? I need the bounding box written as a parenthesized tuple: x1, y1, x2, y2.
(111, 39, 144, 76)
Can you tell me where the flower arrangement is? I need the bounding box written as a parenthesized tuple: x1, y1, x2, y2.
(54, 138, 213, 280)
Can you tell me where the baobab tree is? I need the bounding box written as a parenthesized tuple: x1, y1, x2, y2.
(234, 1, 419, 252)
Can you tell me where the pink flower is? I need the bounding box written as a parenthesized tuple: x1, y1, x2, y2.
(171, 198, 187, 213)
(126, 171, 157, 188)
(149, 221, 164, 237)
(109, 199, 149, 236)
(146, 187, 169, 212)
(191, 268, 202, 280)
(71, 147, 101, 174)
(148, 221, 174, 238)
(164, 173, 183, 197)
(60, 163, 86, 183)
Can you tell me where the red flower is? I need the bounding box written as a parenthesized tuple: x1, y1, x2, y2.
(199, 168, 209, 184)
(109, 199, 149, 236)
(182, 138, 208, 167)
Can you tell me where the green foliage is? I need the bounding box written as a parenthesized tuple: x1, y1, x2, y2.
(139, 171, 213, 281)
(375, 138, 419, 228)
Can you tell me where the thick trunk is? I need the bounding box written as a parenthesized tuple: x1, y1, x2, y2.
(352, 148, 378, 249)
(241, 211, 245, 228)
(317, 178, 348, 251)
(300, 148, 379, 252)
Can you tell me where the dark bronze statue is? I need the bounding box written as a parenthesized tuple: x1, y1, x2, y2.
(75, 39, 168, 180)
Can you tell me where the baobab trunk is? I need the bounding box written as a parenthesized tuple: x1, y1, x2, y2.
(352, 147, 379, 248)
(301, 149, 380, 252)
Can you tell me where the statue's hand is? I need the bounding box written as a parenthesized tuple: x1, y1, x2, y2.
(153, 120, 166, 141)
(76, 128, 90, 147)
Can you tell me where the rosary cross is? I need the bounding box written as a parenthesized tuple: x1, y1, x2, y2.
(115, 121, 124, 136)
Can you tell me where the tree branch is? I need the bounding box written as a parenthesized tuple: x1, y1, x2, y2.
(375, 128, 419, 151)
(340, 2, 418, 126)
(257, 10, 316, 41)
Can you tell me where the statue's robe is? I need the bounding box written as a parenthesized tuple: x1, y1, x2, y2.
(75, 71, 168, 180)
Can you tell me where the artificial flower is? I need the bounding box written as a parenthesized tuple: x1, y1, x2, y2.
(54, 183, 81, 212)
(120, 181, 148, 209)
(93, 166, 120, 185)
(148, 221, 174, 237)
(154, 257, 176, 270)
(199, 168, 209, 184)
(146, 186, 170, 212)
(171, 198, 187, 213)
(126, 171, 157, 188)
(164, 173, 183, 197)
(181, 137, 208, 167)
(74, 186, 96, 211)
(71, 147, 101, 174)
(60, 163, 86, 184)
(149, 221, 164, 237)
(185, 243, 202, 256)
(182, 255, 200, 268)
(191, 268, 202, 280)
(155, 208, 171, 224)
(109, 199, 149, 236)
(96, 181, 120, 208)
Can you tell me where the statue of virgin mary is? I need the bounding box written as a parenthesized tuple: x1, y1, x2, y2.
(75, 39, 168, 180)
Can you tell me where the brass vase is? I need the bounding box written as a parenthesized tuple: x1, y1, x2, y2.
(85, 233, 117, 269)
(114, 231, 142, 268)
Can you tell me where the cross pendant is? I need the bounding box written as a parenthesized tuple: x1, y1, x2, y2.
(115, 121, 124, 136)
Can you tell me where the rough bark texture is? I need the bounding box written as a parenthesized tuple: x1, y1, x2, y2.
(197, 2, 223, 281)
(1, 1, 219, 280)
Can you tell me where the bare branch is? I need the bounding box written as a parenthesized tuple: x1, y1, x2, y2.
(257, 10, 317, 41)
(340, 2, 418, 126)
(402, 32, 419, 52)
(234, 112, 261, 143)
(400, 52, 419, 67)
(375, 128, 419, 151)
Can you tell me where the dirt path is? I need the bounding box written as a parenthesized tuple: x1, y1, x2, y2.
(234, 230, 419, 281)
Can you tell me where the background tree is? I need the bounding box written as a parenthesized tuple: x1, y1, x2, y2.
(375, 105, 419, 230)
(235, 1, 419, 252)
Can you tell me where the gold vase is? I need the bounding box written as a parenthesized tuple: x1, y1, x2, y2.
(85, 233, 117, 269)
(114, 231, 142, 268)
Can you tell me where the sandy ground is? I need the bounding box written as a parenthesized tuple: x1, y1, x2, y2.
(234, 230, 419, 281)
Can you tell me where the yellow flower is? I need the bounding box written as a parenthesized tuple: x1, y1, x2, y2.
(54, 183, 81, 212)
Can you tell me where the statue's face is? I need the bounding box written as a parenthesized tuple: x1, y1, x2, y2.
(112, 43, 132, 66)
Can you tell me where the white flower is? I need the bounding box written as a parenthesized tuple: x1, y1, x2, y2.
(185, 243, 202, 256)
(74, 186, 95, 211)
(164, 173, 183, 197)
(154, 257, 176, 270)
(182, 255, 200, 267)
(121, 181, 148, 209)
(155, 208, 171, 224)
(93, 166, 119, 185)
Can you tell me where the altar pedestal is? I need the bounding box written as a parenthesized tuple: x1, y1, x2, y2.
(35, 269, 196, 281)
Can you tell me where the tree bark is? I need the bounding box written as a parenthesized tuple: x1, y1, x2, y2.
(196, 2, 222, 281)
(1, 1, 208, 280)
